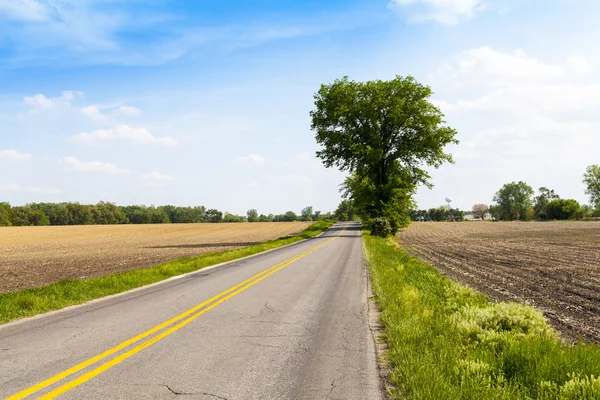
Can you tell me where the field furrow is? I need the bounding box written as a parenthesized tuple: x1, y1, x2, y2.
(397, 221, 600, 343)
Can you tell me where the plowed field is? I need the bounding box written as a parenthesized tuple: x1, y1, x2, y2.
(0, 222, 312, 293)
(397, 221, 600, 343)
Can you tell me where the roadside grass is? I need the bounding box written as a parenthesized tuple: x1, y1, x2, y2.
(0, 220, 335, 325)
(363, 231, 600, 400)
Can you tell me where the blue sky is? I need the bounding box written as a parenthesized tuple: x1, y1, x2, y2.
(1, 0, 599, 214)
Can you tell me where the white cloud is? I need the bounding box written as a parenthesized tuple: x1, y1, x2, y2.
(80, 105, 141, 120)
(0, 0, 51, 21)
(68, 125, 177, 147)
(431, 47, 565, 87)
(58, 156, 130, 174)
(0, 149, 32, 161)
(426, 46, 600, 208)
(390, 0, 486, 25)
(117, 106, 142, 117)
(566, 54, 594, 75)
(0, 183, 21, 192)
(27, 187, 62, 195)
(80, 105, 107, 120)
(138, 171, 174, 186)
(138, 171, 175, 186)
(237, 153, 266, 165)
(24, 91, 81, 110)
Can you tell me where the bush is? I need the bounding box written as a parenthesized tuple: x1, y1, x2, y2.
(547, 199, 581, 220)
(370, 217, 392, 237)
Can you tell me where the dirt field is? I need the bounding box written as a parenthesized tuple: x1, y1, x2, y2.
(0, 222, 312, 293)
(397, 221, 600, 343)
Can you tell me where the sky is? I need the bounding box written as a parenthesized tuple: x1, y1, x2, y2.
(1, 0, 599, 214)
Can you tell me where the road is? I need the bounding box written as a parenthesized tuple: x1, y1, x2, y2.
(0, 222, 384, 399)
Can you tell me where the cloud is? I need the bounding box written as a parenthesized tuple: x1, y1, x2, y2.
(27, 187, 62, 195)
(117, 106, 142, 117)
(431, 47, 566, 87)
(24, 91, 81, 110)
(390, 0, 486, 25)
(58, 156, 130, 174)
(566, 54, 594, 75)
(428, 46, 600, 206)
(80, 105, 142, 120)
(69, 125, 177, 147)
(237, 153, 266, 165)
(138, 171, 175, 186)
(0, 0, 51, 21)
(0, 149, 32, 161)
(80, 105, 107, 120)
(0, 183, 21, 192)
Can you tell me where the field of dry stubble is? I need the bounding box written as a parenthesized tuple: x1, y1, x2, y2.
(397, 221, 600, 343)
(0, 222, 313, 293)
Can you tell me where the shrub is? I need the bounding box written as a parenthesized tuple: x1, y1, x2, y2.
(370, 217, 392, 237)
(546, 199, 581, 220)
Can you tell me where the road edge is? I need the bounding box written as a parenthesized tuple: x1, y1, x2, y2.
(363, 231, 394, 399)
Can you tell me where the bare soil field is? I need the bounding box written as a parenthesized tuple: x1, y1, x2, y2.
(397, 221, 600, 343)
(0, 222, 312, 293)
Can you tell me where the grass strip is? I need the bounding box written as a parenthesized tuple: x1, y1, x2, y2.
(363, 230, 600, 400)
(0, 220, 335, 325)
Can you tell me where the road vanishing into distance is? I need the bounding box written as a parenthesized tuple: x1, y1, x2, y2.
(0, 222, 384, 399)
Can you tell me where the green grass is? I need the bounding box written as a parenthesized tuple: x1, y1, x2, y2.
(363, 231, 600, 400)
(0, 220, 335, 325)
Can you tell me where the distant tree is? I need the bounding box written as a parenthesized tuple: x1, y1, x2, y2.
(472, 204, 489, 220)
(258, 214, 271, 222)
(546, 199, 581, 220)
(492, 181, 534, 221)
(583, 165, 600, 210)
(301, 206, 314, 221)
(448, 208, 464, 222)
(533, 187, 560, 220)
(334, 200, 355, 221)
(148, 206, 170, 224)
(247, 209, 259, 222)
(0, 202, 13, 226)
(488, 204, 501, 220)
(580, 204, 594, 219)
(11, 206, 49, 226)
(29, 203, 71, 225)
(281, 211, 298, 222)
(93, 201, 128, 224)
(313, 210, 322, 220)
(205, 209, 223, 223)
(223, 212, 247, 223)
(66, 203, 94, 225)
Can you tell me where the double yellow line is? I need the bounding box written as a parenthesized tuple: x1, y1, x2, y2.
(8, 229, 342, 399)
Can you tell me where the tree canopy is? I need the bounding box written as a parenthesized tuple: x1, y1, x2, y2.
(583, 165, 600, 209)
(311, 75, 458, 234)
(492, 181, 534, 221)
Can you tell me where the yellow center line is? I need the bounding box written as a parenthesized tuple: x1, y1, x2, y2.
(7, 227, 344, 400)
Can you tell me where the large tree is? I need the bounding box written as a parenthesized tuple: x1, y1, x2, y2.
(311, 76, 458, 232)
(492, 181, 534, 221)
(583, 165, 600, 210)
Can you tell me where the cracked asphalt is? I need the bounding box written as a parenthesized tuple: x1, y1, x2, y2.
(0, 222, 383, 399)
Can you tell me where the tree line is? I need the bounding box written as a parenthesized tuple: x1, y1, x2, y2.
(469, 165, 600, 221)
(0, 202, 332, 227)
(409, 207, 465, 222)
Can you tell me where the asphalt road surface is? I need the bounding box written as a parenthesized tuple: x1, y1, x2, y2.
(0, 222, 384, 399)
